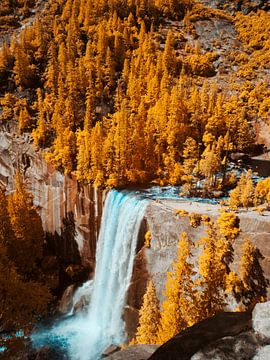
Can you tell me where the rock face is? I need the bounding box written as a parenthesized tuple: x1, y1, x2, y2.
(126, 199, 270, 340)
(0, 131, 105, 269)
(144, 200, 270, 301)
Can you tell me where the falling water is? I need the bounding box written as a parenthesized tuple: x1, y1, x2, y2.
(67, 280, 93, 316)
(32, 190, 148, 360)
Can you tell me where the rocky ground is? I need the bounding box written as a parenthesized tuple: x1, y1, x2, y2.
(0, 0, 47, 47)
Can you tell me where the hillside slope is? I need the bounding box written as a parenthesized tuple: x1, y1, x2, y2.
(0, 0, 269, 191)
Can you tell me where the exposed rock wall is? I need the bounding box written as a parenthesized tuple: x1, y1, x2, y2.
(127, 199, 270, 340)
(0, 131, 105, 268)
(145, 200, 270, 298)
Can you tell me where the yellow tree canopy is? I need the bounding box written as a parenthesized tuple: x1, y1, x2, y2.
(135, 280, 161, 345)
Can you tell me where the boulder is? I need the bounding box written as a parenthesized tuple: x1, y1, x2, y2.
(253, 301, 270, 341)
(148, 312, 252, 360)
(191, 331, 259, 359)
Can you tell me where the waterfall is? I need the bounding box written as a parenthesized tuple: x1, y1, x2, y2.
(32, 189, 148, 360)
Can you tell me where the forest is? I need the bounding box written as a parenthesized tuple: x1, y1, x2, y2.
(1, 0, 270, 358)
(0, 0, 37, 32)
(0, 0, 269, 192)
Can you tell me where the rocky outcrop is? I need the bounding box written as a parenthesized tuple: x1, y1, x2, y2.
(189, 301, 270, 360)
(253, 301, 270, 341)
(0, 131, 105, 269)
(144, 200, 270, 300)
(200, 0, 270, 14)
(126, 199, 270, 340)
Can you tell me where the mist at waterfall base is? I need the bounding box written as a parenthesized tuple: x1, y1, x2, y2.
(31, 190, 148, 360)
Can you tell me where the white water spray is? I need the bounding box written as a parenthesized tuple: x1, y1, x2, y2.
(32, 190, 148, 360)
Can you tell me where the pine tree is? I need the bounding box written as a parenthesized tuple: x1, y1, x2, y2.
(200, 142, 222, 189)
(217, 212, 240, 242)
(0, 185, 52, 330)
(163, 30, 177, 75)
(158, 232, 196, 343)
(0, 187, 15, 249)
(240, 170, 254, 208)
(12, 43, 35, 88)
(181, 137, 199, 195)
(7, 173, 44, 276)
(238, 239, 268, 309)
(255, 177, 270, 208)
(135, 280, 161, 345)
(196, 215, 238, 321)
(228, 170, 254, 209)
(18, 106, 31, 131)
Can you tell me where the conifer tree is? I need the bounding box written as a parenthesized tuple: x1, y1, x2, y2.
(163, 30, 177, 74)
(7, 173, 44, 276)
(18, 106, 31, 131)
(200, 141, 222, 189)
(181, 137, 199, 195)
(241, 170, 255, 208)
(0, 187, 15, 248)
(255, 177, 270, 208)
(228, 170, 254, 209)
(238, 239, 268, 309)
(217, 212, 240, 242)
(158, 232, 196, 343)
(196, 214, 239, 320)
(0, 184, 52, 330)
(135, 280, 161, 345)
(12, 43, 35, 88)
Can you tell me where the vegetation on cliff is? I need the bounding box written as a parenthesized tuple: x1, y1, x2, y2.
(0, 174, 53, 331)
(0, 0, 269, 191)
(135, 212, 268, 345)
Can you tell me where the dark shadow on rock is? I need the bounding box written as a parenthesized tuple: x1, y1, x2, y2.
(125, 218, 150, 340)
(148, 312, 252, 360)
(44, 211, 90, 295)
(45, 212, 80, 264)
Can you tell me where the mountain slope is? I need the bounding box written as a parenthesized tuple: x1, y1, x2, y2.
(0, 0, 269, 189)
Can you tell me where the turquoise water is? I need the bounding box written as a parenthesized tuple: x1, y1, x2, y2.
(0, 330, 24, 354)
(31, 190, 148, 360)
